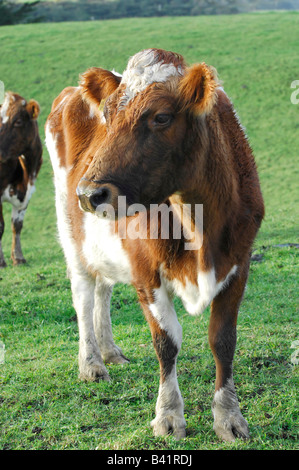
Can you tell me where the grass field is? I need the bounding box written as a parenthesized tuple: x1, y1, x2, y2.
(0, 12, 298, 450)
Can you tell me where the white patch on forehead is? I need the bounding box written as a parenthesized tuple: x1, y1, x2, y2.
(120, 49, 183, 106)
(0, 93, 23, 124)
(0, 93, 13, 124)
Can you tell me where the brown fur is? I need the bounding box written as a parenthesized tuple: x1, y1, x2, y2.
(178, 63, 219, 115)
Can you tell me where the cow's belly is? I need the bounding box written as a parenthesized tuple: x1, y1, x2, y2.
(82, 212, 132, 284)
(161, 264, 237, 316)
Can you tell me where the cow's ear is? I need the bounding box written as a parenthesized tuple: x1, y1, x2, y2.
(80, 67, 121, 106)
(178, 63, 218, 115)
(26, 99, 40, 120)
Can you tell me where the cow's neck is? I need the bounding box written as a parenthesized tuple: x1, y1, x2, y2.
(175, 164, 238, 239)
(171, 116, 242, 269)
(0, 159, 19, 189)
(23, 136, 42, 178)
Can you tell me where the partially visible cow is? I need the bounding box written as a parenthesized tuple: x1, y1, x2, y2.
(46, 49, 264, 442)
(0, 92, 42, 267)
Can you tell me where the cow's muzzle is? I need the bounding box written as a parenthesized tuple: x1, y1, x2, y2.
(76, 179, 121, 218)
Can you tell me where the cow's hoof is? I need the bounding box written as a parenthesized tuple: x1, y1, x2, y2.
(212, 379, 250, 442)
(12, 258, 26, 266)
(151, 415, 186, 440)
(103, 346, 130, 365)
(213, 413, 249, 442)
(105, 354, 129, 365)
(0, 260, 7, 268)
(79, 364, 110, 382)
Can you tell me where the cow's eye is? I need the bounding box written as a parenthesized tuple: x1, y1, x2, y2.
(154, 114, 173, 126)
(14, 119, 23, 127)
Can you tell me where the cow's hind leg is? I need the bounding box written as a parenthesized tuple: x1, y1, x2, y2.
(71, 270, 110, 382)
(11, 207, 27, 265)
(93, 276, 129, 365)
(0, 204, 7, 268)
(138, 284, 186, 440)
(209, 265, 250, 442)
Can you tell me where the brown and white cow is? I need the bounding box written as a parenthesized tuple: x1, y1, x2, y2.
(0, 92, 42, 267)
(45, 49, 264, 441)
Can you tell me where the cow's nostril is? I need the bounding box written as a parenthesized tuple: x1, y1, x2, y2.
(89, 187, 111, 210)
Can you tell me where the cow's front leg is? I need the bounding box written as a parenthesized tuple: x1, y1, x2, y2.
(209, 266, 250, 442)
(93, 276, 129, 365)
(0, 204, 7, 268)
(138, 284, 186, 440)
(11, 207, 27, 265)
(71, 270, 110, 382)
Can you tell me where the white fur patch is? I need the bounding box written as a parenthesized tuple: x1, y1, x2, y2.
(120, 49, 183, 106)
(161, 264, 237, 316)
(0, 93, 13, 124)
(82, 213, 132, 284)
(149, 279, 182, 347)
(1, 179, 36, 211)
(111, 69, 122, 78)
(45, 124, 82, 272)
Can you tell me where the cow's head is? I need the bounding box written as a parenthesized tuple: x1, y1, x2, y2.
(77, 49, 219, 217)
(0, 92, 40, 162)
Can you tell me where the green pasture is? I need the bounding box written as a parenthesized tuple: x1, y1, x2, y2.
(0, 12, 298, 450)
